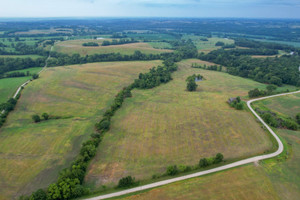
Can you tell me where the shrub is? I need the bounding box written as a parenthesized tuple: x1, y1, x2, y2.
(30, 189, 47, 200)
(118, 176, 136, 188)
(296, 113, 300, 124)
(284, 119, 298, 130)
(32, 74, 39, 79)
(32, 114, 41, 123)
(96, 119, 110, 132)
(166, 165, 179, 176)
(199, 158, 209, 168)
(42, 113, 49, 120)
(214, 153, 224, 164)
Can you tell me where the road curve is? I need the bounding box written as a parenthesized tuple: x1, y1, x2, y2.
(85, 90, 300, 200)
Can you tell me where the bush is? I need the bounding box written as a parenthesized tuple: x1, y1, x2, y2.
(214, 153, 224, 164)
(30, 189, 47, 200)
(32, 114, 41, 123)
(262, 113, 279, 127)
(32, 74, 39, 79)
(296, 113, 300, 124)
(118, 176, 136, 188)
(96, 119, 110, 132)
(166, 165, 179, 176)
(199, 158, 209, 168)
(284, 119, 298, 130)
(42, 113, 49, 120)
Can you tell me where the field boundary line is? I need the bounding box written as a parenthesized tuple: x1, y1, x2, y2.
(85, 90, 300, 200)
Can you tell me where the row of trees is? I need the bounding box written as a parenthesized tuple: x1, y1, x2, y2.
(0, 57, 46, 76)
(101, 38, 137, 46)
(82, 42, 99, 47)
(0, 97, 18, 128)
(191, 63, 223, 72)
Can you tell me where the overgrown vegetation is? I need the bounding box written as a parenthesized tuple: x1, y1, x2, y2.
(191, 63, 223, 72)
(82, 42, 99, 47)
(186, 74, 203, 91)
(0, 97, 18, 128)
(248, 85, 291, 98)
(228, 96, 244, 110)
(102, 38, 137, 46)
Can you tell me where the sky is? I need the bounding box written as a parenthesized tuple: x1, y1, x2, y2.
(0, 0, 300, 18)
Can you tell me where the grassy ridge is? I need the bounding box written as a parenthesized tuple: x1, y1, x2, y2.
(53, 40, 173, 56)
(85, 59, 274, 189)
(0, 61, 162, 200)
(0, 77, 30, 104)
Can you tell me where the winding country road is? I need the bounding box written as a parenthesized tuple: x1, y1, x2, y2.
(85, 90, 300, 200)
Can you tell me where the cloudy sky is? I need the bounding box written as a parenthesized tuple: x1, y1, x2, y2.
(0, 0, 300, 18)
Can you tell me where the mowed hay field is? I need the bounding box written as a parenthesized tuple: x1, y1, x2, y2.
(0, 60, 162, 200)
(85, 59, 274, 189)
(117, 90, 300, 200)
(53, 39, 173, 56)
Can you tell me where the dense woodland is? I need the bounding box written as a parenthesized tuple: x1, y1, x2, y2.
(101, 38, 137, 46)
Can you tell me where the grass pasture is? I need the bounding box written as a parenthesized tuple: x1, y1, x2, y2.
(147, 42, 172, 49)
(0, 55, 44, 59)
(126, 33, 177, 41)
(53, 40, 172, 56)
(5, 67, 43, 75)
(85, 59, 274, 189)
(116, 89, 300, 200)
(0, 60, 161, 200)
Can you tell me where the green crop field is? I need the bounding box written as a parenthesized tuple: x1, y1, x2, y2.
(85, 59, 276, 190)
(53, 39, 173, 56)
(116, 90, 300, 200)
(126, 33, 177, 41)
(0, 60, 162, 200)
(0, 77, 29, 104)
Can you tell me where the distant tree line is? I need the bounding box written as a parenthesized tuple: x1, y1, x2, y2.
(0, 57, 46, 77)
(191, 63, 223, 72)
(199, 48, 300, 86)
(101, 38, 137, 46)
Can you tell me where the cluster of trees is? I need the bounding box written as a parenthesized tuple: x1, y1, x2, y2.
(199, 48, 300, 86)
(101, 38, 137, 46)
(82, 42, 99, 47)
(228, 96, 244, 110)
(215, 41, 225, 46)
(191, 63, 223, 72)
(164, 153, 224, 177)
(32, 113, 49, 123)
(133, 63, 177, 89)
(0, 42, 47, 55)
(256, 108, 299, 131)
(117, 176, 137, 188)
(186, 74, 202, 91)
(0, 97, 18, 128)
(0, 57, 46, 76)
(248, 85, 288, 98)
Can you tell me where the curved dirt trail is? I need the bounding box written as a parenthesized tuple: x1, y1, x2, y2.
(85, 90, 300, 200)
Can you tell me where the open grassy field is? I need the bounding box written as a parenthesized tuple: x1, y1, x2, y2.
(0, 60, 161, 200)
(0, 77, 29, 104)
(182, 35, 235, 53)
(85, 59, 275, 190)
(53, 39, 173, 56)
(147, 42, 173, 49)
(5, 67, 43, 75)
(126, 33, 178, 41)
(116, 90, 300, 200)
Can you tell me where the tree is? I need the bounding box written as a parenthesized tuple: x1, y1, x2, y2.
(199, 158, 209, 168)
(30, 189, 47, 200)
(214, 153, 224, 164)
(296, 113, 300, 124)
(187, 79, 197, 91)
(32, 74, 39, 79)
(269, 76, 282, 86)
(166, 165, 178, 176)
(215, 41, 225, 46)
(32, 114, 41, 123)
(118, 176, 135, 188)
(42, 113, 49, 120)
(266, 84, 277, 93)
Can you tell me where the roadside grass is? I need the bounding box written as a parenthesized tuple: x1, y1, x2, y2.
(53, 39, 173, 56)
(0, 60, 162, 200)
(0, 77, 30, 104)
(85, 59, 275, 190)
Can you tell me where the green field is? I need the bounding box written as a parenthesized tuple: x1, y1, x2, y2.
(116, 90, 300, 200)
(147, 42, 173, 49)
(0, 60, 162, 200)
(181, 36, 235, 53)
(53, 39, 173, 56)
(126, 33, 177, 41)
(0, 77, 29, 104)
(85, 59, 275, 190)
(5, 67, 43, 75)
